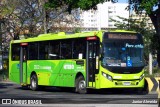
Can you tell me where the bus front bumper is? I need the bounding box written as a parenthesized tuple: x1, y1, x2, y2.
(99, 74, 145, 88)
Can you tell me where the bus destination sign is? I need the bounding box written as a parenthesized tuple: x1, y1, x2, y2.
(108, 34, 137, 40)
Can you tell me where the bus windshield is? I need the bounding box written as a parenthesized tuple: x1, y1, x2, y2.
(102, 33, 145, 68)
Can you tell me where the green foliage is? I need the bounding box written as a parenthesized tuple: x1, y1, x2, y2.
(130, 0, 158, 14)
(73, 27, 81, 33)
(0, 55, 9, 81)
(45, 0, 159, 14)
(150, 34, 160, 54)
(144, 66, 160, 77)
(44, 0, 113, 13)
(0, 0, 16, 17)
(0, 66, 9, 81)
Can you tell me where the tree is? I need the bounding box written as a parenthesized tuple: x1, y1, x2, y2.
(0, 0, 45, 37)
(0, 0, 48, 59)
(42, 6, 81, 33)
(44, 0, 118, 13)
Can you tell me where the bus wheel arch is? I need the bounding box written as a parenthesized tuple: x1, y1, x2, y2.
(75, 72, 87, 94)
(30, 71, 38, 91)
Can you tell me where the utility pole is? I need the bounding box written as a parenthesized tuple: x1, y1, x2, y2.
(149, 52, 153, 75)
(43, 7, 47, 34)
(0, 19, 3, 70)
(39, 0, 47, 34)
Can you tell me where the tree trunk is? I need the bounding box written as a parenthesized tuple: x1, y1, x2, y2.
(149, 6, 160, 68)
(156, 10, 160, 68)
(43, 7, 47, 34)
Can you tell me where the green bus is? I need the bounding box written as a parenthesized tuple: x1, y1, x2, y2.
(9, 30, 145, 94)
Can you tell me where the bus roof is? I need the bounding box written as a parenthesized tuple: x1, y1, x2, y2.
(11, 31, 100, 43)
(10, 30, 137, 43)
(108, 30, 136, 33)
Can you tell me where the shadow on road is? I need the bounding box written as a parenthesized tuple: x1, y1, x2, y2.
(15, 86, 62, 92)
(15, 85, 149, 95)
(88, 88, 148, 95)
(0, 83, 14, 89)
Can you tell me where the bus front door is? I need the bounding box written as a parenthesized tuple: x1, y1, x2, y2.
(20, 45, 27, 85)
(86, 40, 98, 87)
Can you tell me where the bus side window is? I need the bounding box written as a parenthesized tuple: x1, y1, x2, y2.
(61, 40, 72, 59)
(73, 39, 86, 59)
(49, 41, 60, 60)
(39, 41, 49, 60)
(28, 42, 38, 60)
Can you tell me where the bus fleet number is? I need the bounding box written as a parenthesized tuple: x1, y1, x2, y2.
(64, 64, 74, 70)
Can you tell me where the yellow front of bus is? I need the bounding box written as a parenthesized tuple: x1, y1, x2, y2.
(97, 32, 145, 89)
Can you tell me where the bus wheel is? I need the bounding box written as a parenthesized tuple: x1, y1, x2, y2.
(76, 76, 87, 94)
(30, 74, 38, 91)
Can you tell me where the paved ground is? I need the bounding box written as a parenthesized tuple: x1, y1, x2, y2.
(0, 81, 159, 107)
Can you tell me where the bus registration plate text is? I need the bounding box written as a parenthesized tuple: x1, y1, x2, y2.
(123, 82, 131, 86)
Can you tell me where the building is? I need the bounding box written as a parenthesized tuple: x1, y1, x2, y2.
(130, 11, 155, 30)
(80, 1, 129, 29)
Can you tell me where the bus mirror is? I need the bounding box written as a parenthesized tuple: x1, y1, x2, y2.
(99, 42, 104, 60)
(100, 47, 103, 55)
(100, 42, 103, 54)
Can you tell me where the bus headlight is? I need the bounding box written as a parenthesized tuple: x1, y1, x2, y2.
(102, 72, 113, 81)
(139, 74, 145, 81)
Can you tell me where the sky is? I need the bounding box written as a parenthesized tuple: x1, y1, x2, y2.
(118, 0, 128, 3)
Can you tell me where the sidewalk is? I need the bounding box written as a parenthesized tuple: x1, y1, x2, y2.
(0, 77, 10, 82)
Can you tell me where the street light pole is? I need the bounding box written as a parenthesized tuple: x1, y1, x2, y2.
(0, 19, 3, 70)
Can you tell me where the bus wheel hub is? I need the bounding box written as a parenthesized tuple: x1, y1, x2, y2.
(32, 79, 36, 87)
(79, 80, 85, 89)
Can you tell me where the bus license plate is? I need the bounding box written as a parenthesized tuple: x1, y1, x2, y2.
(123, 82, 131, 86)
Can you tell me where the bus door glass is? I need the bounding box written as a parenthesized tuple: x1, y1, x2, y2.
(20, 43, 28, 84)
(86, 37, 99, 87)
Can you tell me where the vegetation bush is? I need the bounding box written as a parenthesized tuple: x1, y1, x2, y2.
(144, 66, 160, 77)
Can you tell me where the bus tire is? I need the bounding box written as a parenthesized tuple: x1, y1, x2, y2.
(76, 76, 87, 94)
(30, 74, 38, 91)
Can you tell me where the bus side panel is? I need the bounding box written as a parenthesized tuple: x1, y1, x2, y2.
(27, 60, 75, 87)
(27, 60, 59, 86)
(49, 60, 64, 86)
(26, 59, 87, 87)
(9, 61, 20, 84)
(62, 59, 86, 87)
(57, 60, 74, 87)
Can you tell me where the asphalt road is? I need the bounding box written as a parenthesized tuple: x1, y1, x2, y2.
(0, 81, 159, 107)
